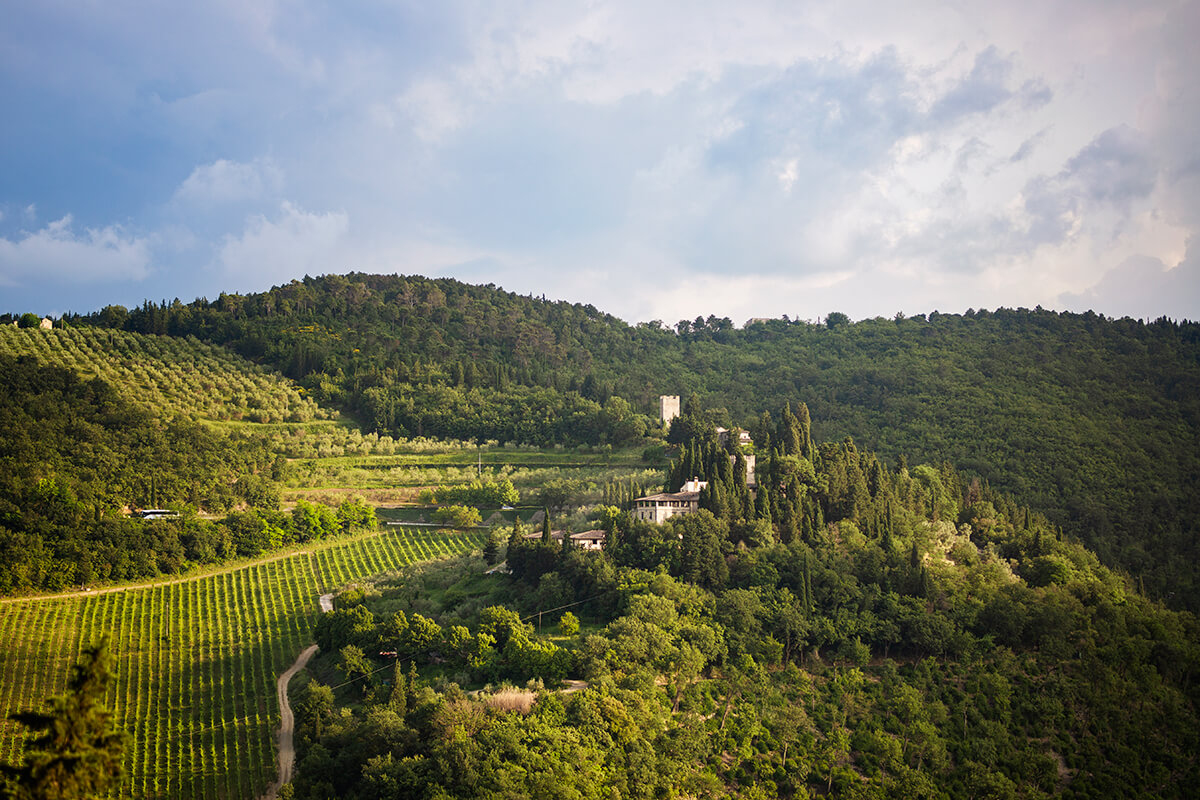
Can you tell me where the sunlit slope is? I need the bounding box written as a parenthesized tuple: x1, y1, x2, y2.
(0, 325, 325, 424)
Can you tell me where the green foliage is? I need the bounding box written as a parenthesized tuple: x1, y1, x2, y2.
(335, 496, 377, 534)
(284, 420, 1200, 800)
(419, 478, 519, 508)
(431, 505, 482, 530)
(1, 639, 126, 799)
(68, 279, 1198, 610)
(0, 354, 293, 592)
(557, 611, 580, 636)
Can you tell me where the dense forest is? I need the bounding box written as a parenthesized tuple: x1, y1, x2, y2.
(64, 273, 1200, 611)
(287, 404, 1199, 799)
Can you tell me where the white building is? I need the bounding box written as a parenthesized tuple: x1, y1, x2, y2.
(632, 478, 707, 524)
(523, 529, 607, 550)
(716, 426, 753, 447)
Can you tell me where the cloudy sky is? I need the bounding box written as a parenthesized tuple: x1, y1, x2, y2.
(2, 0, 1198, 324)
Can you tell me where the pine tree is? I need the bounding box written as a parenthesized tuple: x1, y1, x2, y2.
(2, 639, 127, 799)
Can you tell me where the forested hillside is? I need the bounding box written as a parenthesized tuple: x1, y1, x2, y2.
(287, 404, 1200, 799)
(69, 273, 1200, 610)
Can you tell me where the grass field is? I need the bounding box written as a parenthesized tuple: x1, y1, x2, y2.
(0, 528, 484, 799)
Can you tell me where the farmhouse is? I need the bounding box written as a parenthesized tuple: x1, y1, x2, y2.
(523, 529, 607, 550)
(632, 478, 707, 524)
(716, 426, 753, 448)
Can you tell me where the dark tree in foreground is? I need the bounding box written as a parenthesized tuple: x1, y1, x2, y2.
(1, 639, 127, 800)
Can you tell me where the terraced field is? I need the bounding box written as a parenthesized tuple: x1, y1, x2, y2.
(0, 528, 484, 799)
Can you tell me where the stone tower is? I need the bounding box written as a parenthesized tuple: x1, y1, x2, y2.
(660, 395, 680, 426)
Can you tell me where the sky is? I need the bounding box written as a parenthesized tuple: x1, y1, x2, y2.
(1, 0, 1198, 326)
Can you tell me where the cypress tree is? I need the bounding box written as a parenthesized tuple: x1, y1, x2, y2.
(779, 402, 802, 456)
(754, 410, 773, 450)
(389, 659, 408, 716)
(733, 451, 747, 493)
(796, 401, 815, 460)
(3, 639, 127, 798)
(756, 482, 773, 522)
(801, 555, 814, 616)
(406, 662, 420, 708)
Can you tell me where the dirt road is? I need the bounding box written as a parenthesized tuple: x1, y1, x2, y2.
(261, 593, 333, 800)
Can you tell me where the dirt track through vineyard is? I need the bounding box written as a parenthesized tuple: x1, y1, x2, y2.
(262, 594, 332, 800)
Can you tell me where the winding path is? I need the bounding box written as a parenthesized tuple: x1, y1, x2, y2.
(262, 593, 334, 800)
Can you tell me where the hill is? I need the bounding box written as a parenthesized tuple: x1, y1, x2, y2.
(69, 273, 1200, 610)
(282, 405, 1200, 799)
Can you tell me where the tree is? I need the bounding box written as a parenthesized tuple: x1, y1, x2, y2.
(336, 497, 377, 533)
(17, 313, 40, 329)
(483, 532, 503, 565)
(338, 645, 374, 695)
(2, 639, 127, 799)
(296, 681, 334, 742)
(558, 611, 580, 636)
(539, 480, 577, 514)
(431, 505, 481, 530)
(824, 311, 850, 329)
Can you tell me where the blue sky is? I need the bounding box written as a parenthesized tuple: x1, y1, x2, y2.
(2, 0, 1197, 324)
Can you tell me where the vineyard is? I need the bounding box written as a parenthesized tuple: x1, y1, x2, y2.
(0, 325, 325, 424)
(0, 528, 484, 799)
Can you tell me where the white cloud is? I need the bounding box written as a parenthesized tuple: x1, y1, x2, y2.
(3, 0, 1197, 324)
(215, 202, 350, 287)
(1062, 253, 1200, 321)
(173, 158, 283, 207)
(0, 216, 152, 286)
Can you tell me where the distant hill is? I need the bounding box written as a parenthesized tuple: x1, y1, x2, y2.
(67, 273, 1200, 609)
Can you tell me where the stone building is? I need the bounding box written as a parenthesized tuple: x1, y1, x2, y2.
(632, 478, 707, 524)
(659, 395, 680, 426)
